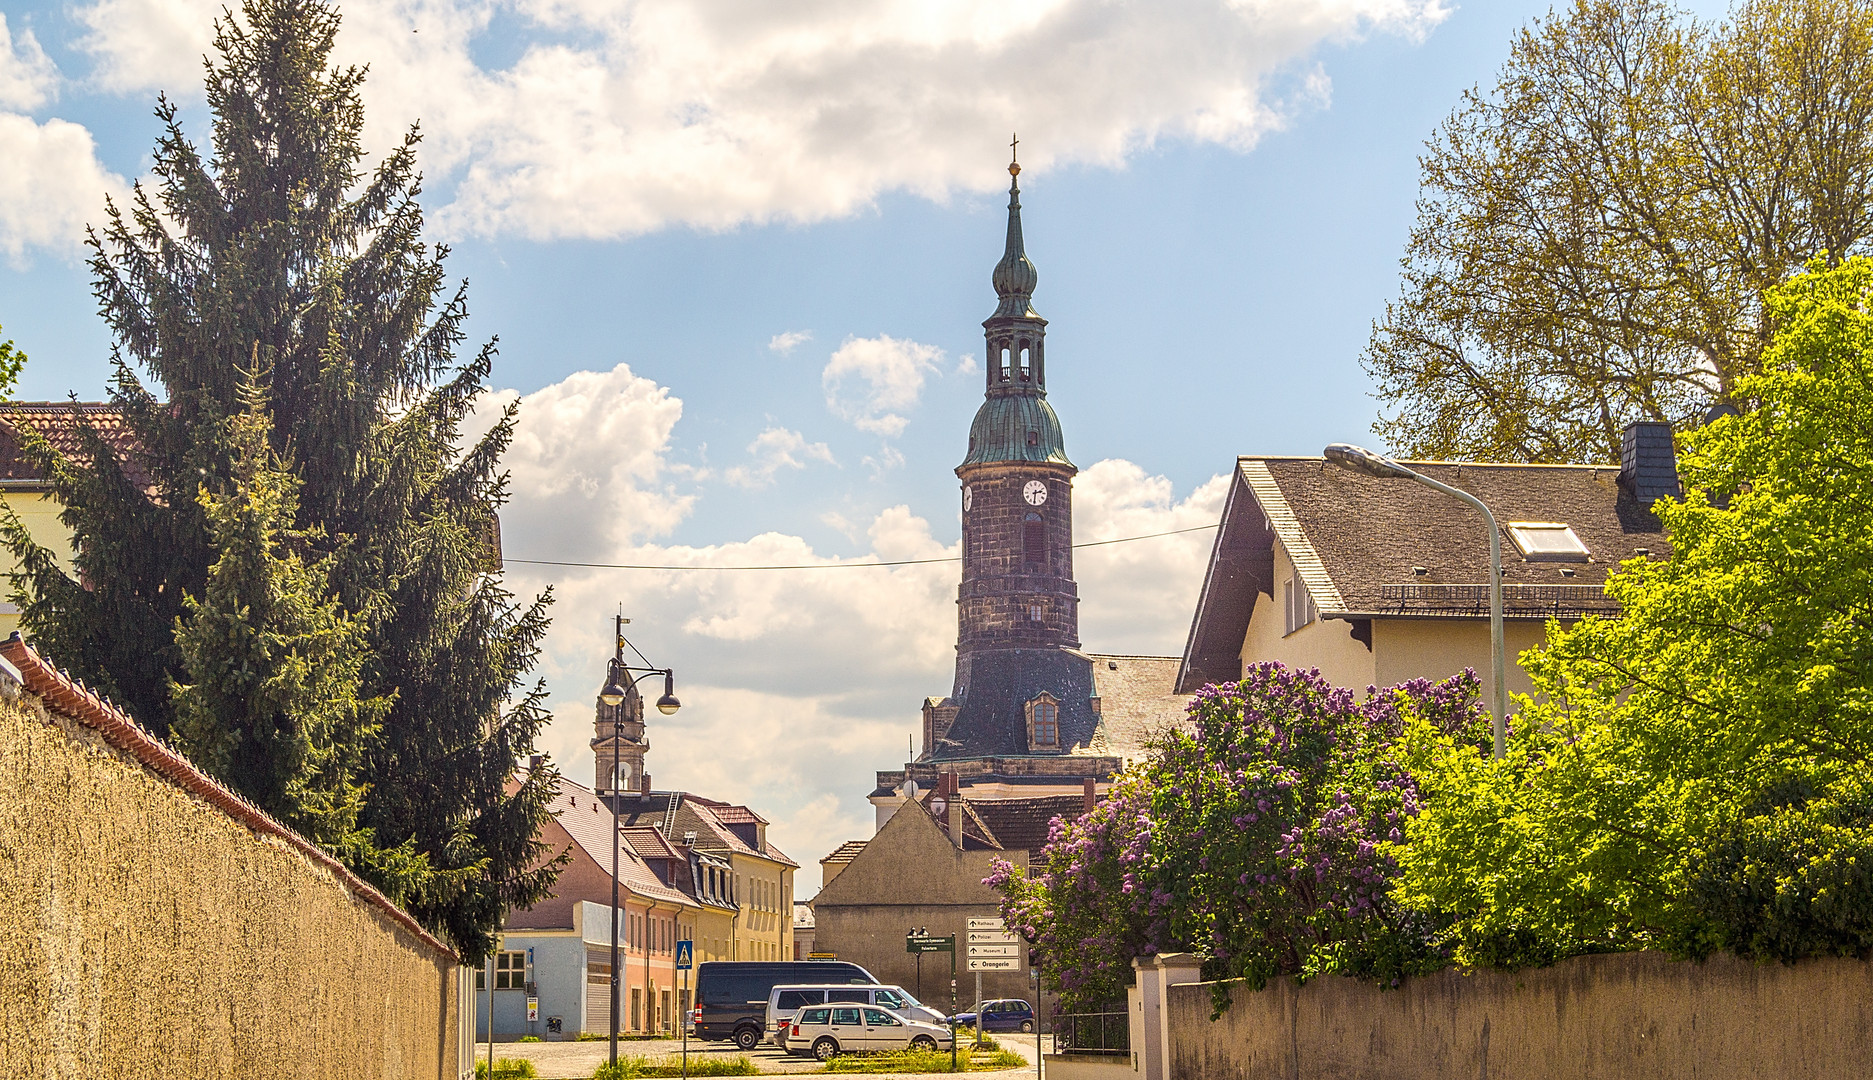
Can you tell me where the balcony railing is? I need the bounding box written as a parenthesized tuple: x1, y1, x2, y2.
(1052, 1011, 1129, 1055)
(1376, 583, 1620, 618)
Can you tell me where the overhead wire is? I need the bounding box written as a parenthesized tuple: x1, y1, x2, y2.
(504, 522, 1219, 573)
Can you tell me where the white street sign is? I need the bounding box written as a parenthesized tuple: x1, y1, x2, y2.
(968, 930, 1021, 944)
(968, 957, 1022, 972)
(968, 944, 1020, 958)
(967, 917, 1006, 931)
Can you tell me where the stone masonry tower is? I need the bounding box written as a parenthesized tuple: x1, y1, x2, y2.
(955, 153, 1079, 680)
(592, 664, 648, 794)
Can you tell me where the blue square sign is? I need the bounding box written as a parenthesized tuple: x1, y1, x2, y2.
(675, 939, 693, 970)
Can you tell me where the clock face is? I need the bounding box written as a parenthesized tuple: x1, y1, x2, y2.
(1023, 480, 1048, 506)
(963, 486, 973, 512)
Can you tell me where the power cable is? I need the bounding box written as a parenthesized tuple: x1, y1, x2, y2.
(505, 522, 1218, 572)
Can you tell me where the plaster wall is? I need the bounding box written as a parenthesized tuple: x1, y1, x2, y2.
(813, 806, 1037, 1006)
(0, 491, 75, 636)
(1370, 617, 1552, 702)
(1237, 542, 1375, 691)
(1165, 952, 1873, 1080)
(0, 691, 460, 1079)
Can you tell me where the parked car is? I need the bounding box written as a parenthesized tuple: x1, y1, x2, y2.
(949, 998, 1037, 1033)
(784, 1003, 954, 1061)
(692, 961, 877, 1050)
(765, 984, 946, 1046)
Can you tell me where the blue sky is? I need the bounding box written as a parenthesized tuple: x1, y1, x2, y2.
(1, 0, 1726, 892)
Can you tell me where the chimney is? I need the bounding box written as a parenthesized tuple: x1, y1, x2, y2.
(942, 773, 963, 848)
(1082, 777, 1097, 814)
(640, 773, 652, 794)
(528, 754, 543, 774)
(1619, 421, 1681, 504)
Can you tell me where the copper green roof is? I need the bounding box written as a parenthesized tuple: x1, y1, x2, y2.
(961, 393, 1072, 468)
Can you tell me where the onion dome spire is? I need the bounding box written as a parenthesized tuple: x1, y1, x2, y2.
(992, 136, 1039, 319)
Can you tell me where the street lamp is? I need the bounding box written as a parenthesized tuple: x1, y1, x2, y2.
(601, 613, 682, 1071)
(1323, 443, 1507, 758)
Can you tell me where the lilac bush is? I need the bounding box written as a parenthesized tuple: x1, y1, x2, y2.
(988, 663, 1486, 1010)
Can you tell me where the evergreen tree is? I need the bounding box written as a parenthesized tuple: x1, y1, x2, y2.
(3, 0, 559, 959)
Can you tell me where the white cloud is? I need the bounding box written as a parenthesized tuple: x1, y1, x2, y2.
(822, 334, 944, 437)
(722, 425, 836, 489)
(0, 115, 126, 264)
(768, 330, 812, 355)
(492, 366, 1225, 894)
(0, 15, 59, 111)
(71, 0, 1449, 239)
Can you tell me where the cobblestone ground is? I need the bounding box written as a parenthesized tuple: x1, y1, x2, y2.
(480, 1033, 1053, 1079)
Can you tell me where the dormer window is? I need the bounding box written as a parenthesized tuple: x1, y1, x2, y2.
(1025, 694, 1061, 751)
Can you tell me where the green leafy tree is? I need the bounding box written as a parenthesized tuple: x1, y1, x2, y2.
(0, 322, 25, 398)
(1364, 0, 1873, 463)
(1396, 257, 1873, 967)
(3, 0, 557, 959)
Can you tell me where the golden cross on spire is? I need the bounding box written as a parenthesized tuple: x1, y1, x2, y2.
(1009, 132, 1021, 177)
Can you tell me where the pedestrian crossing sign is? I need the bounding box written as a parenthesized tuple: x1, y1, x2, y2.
(675, 939, 693, 970)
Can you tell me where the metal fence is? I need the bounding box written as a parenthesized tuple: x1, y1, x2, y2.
(1377, 582, 1620, 618)
(1052, 1011, 1129, 1055)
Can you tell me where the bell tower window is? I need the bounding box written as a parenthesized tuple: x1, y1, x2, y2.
(1023, 512, 1045, 565)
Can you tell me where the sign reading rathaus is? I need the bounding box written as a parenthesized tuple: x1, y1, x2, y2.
(866, 154, 1190, 827)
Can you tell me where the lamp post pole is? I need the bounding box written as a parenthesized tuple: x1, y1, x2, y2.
(1324, 444, 1507, 758)
(598, 614, 683, 1072)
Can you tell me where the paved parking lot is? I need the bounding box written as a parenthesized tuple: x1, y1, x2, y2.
(479, 1033, 1053, 1078)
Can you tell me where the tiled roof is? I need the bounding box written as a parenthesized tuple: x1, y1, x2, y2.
(547, 779, 698, 909)
(1084, 653, 1190, 760)
(0, 634, 456, 961)
(0, 403, 152, 490)
(709, 804, 766, 826)
(966, 794, 1089, 860)
(622, 825, 680, 862)
(820, 840, 869, 866)
(1180, 456, 1672, 691)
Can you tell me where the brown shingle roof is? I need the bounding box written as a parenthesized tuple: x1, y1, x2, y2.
(623, 825, 680, 862)
(546, 780, 698, 909)
(0, 403, 151, 490)
(820, 840, 869, 867)
(1179, 456, 1673, 691)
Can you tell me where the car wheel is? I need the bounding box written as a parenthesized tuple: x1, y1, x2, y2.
(734, 1026, 761, 1051)
(911, 1035, 937, 1052)
(813, 1037, 840, 1061)
(1020, 1019, 1035, 1034)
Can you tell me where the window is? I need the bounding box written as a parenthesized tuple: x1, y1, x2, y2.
(799, 1006, 831, 1025)
(779, 990, 824, 1010)
(632, 988, 644, 1032)
(1506, 521, 1591, 562)
(876, 990, 906, 1009)
(1026, 694, 1060, 750)
(476, 950, 526, 990)
(832, 1007, 863, 1027)
(1283, 577, 1317, 635)
(1028, 603, 1043, 622)
(828, 988, 871, 1002)
(1023, 513, 1045, 565)
(865, 1008, 901, 1026)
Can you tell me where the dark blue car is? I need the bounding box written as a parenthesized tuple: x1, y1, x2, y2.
(949, 999, 1036, 1033)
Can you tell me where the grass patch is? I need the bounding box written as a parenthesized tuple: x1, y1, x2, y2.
(578, 1032, 675, 1042)
(592, 1054, 758, 1078)
(817, 1046, 1026, 1073)
(475, 1060, 538, 1080)
(517, 1035, 543, 1043)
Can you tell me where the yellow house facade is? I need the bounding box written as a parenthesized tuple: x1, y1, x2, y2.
(1179, 425, 1679, 701)
(0, 404, 135, 637)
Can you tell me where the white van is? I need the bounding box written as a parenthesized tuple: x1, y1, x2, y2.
(765, 984, 946, 1047)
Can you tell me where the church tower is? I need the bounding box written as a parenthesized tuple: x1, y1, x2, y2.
(592, 661, 649, 794)
(955, 153, 1080, 675)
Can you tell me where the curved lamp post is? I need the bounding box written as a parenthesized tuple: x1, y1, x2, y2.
(1323, 444, 1506, 759)
(597, 613, 681, 1070)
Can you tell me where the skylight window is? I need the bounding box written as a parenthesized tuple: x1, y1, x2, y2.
(1506, 522, 1590, 562)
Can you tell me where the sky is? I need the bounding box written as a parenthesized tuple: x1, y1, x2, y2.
(0, 0, 1729, 896)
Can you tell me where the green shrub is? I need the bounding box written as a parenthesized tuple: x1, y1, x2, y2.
(475, 1059, 538, 1080)
(517, 1035, 542, 1043)
(593, 1055, 757, 1078)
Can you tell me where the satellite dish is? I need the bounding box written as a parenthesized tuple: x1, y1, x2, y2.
(901, 780, 920, 802)
(929, 795, 948, 818)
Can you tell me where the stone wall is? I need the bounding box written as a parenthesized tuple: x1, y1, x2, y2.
(1165, 951, 1873, 1080)
(0, 642, 465, 1079)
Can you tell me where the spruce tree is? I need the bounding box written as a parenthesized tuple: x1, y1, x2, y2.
(4, 0, 559, 959)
